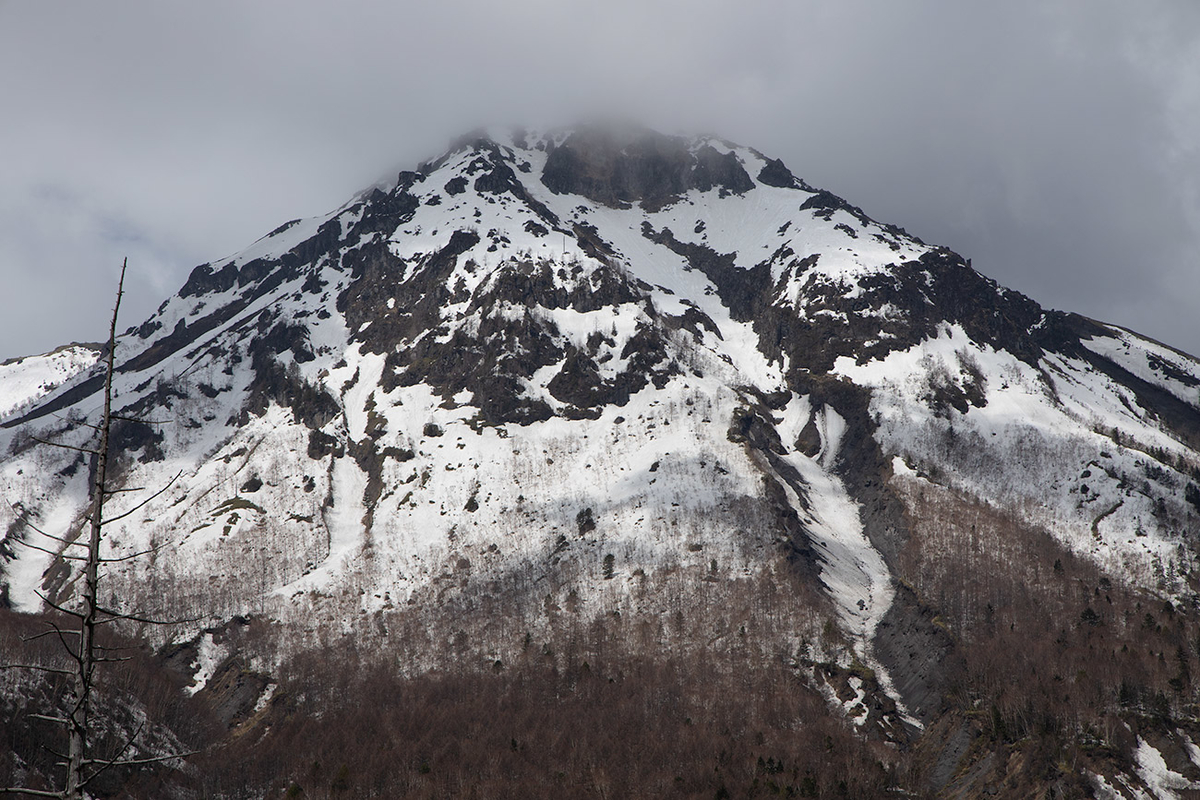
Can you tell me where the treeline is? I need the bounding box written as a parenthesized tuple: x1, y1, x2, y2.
(2, 607, 906, 798)
(3, 555, 914, 799)
(192, 648, 899, 799)
(181, 557, 903, 799)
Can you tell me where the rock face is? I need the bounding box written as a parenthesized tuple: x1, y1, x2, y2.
(4, 124, 1200, 793)
(541, 127, 756, 208)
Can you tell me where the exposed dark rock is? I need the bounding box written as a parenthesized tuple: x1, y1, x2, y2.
(451, 138, 563, 226)
(477, 259, 641, 314)
(689, 144, 754, 195)
(266, 219, 302, 238)
(349, 188, 420, 239)
(756, 157, 798, 188)
(242, 322, 339, 430)
(794, 415, 822, 458)
(1, 371, 107, 429)
(543, 127, 755, 210)
(339, 230, 480, 360)
(726, 403, 822, 582)
(545, 343, 656, 414)
(571, 221, 623, 265)
(110, 409, 170, 464)
(800, 190, 871, 224)
(236, 258, 273, 287)
(201, 656, 272, 729)
(1148, 351, 1200, 387)
(395, 170, 424, 191)
(180, 262, 238, 298)
(9, 125, 1200, 800)
(307, 429, 342, 459)
(664, 304, 722, 343)
(873, 584, 959, 726)
(639, 223, 764, 322)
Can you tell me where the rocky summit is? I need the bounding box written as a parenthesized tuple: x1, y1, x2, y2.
(4, 125, 1200, 797)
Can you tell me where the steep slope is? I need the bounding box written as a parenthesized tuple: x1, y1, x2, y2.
(0, 344, 102, 420)
(4, 124, 1200, 795)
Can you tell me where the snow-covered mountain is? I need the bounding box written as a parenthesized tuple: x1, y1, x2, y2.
(4, 125, 1200, 796)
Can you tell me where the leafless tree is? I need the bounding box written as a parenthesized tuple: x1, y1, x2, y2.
(2, 261, 190, 799)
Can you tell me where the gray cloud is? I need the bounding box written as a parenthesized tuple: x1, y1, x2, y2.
(2, 0, 1198, 358)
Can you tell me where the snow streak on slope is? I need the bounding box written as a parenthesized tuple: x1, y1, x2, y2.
(282, 453, 368, 600)
(774, 397, 919, 728)
(1083, 326, 1200, 407)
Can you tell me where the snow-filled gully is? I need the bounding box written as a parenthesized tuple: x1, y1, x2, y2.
(773, 399, 922, 729)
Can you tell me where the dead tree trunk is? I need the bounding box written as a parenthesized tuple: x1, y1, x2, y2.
(3, 260, 192, 799)
(61, 260, 124, 800)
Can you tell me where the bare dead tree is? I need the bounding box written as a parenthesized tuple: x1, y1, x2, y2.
(2, 260, 191, 799)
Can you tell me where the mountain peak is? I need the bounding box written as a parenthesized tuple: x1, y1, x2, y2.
(4, 124, 1200, 796)
(541, 125, 758, 209)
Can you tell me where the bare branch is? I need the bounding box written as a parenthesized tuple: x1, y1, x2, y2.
(109, 414, 170, 425)
(9, 261, 191, 797)
(51, 412, 102, 432)
(0, 664, 74, 677)
(0, 786, 65, 797)
(23, 529, 87, 548)
(37, 746, 70, 762)
(92, 642, 140, 653)
(97, 542, 171, 563)
(84, 750, 197, 772)
(0, 497, 85, 547)
(29, 436, 99, 456)
(26, 616, 86, 668)
(28, 713, 70, 724)
(78, 719, 144, 787)
(94, 605, 202, 626)
(20, 628, 79, 643)
(33, 591, 85, 620)
(106, 751, 200, 766)
(9, 538, 89, 561)
(94, 471, 181, 526)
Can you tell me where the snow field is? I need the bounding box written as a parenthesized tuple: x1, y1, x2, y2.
(0, 345, 102, 421)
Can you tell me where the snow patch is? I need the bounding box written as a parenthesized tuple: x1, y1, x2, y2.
(187, 633, 229, 696)
(1135, 737, 1199, 798)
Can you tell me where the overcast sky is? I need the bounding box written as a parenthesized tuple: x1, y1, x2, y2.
(3, 1, 1199, 360)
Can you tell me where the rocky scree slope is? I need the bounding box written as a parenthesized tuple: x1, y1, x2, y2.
(3, 125, 1200, 793)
